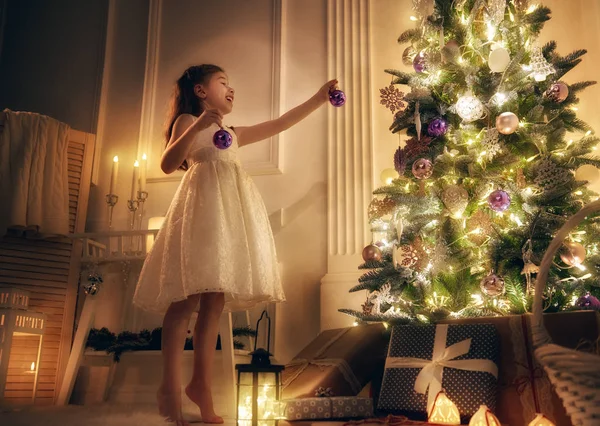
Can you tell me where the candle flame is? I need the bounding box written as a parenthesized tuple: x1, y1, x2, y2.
(113, 156, 119, 162)
(30, 362, 35, 371)
(134, 160, 139, 167)
(142, 153, 147, 160)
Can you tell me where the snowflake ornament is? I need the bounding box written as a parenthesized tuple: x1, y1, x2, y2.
(480, 128, 503, 160)
(379, 84, 405, 114)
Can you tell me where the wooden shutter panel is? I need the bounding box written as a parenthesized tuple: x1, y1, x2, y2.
(0, 124, 95, 405)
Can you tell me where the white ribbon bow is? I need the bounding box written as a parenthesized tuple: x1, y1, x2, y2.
(385, 324, 498, 413)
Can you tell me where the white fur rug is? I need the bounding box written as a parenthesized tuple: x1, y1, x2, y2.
(0, 404, 230, 426)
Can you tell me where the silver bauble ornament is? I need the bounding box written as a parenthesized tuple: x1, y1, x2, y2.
(496, 112, 519, 135)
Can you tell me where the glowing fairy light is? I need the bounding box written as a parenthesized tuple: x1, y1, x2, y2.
(410, 15, 418, 21)
(526, 4, 539, 14)
(486, 22, 496, 41)
(585, 130, 592, 136)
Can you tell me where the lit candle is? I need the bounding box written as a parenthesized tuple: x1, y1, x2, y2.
(110, 156, 119, 194)
(131, 160, 139, 200)
(139, 153, 147, 192)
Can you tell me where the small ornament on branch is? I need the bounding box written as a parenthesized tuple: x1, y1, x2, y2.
(480, 272, 505, 297)
(441, 184, 469, 218)
(412, 158, 434, 180)
(529, 46, 555, 82)
(427, 117, 449, 138)
(488, 46, 511, 73)
(455, 92, 485, 122)
(559, 240, 586, 267)
(521, 239, 539, 295)
(575, 293, 600, 311)
(488, 189, 511, 212)
(380, 84, 406, 114)
(545, 81, 569, 103)
(533, 156, 572, 191)
(495, 112, 519, 135)
(362, 244, 383, 262)
(368, 196, 396, 222)
(485, 0, 506, 27)
(480, 128, 502, 161)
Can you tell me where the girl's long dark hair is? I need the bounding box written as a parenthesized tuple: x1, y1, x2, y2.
(165, 64, 224, 171)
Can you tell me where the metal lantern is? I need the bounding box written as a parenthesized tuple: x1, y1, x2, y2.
(235, 310, 285, 426)
(0, 287, 46, 403)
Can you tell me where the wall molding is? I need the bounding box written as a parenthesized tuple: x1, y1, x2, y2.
(90, 0, 117, 186)
(142, 0, 286, 183)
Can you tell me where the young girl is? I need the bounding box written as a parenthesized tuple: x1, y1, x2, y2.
(132, 64, 338, 425)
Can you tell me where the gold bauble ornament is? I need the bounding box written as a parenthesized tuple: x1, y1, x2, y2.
(559, 241, 586, 266)
(362, 244, 382, 262)
(402, 46, 416, 66)
(496, 112, 519, 135)
(441, 184, 469, 218)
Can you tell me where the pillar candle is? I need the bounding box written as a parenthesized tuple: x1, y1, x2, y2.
(139, 153, 147, 192)
(131, 160, 139, 200)
(109, 156, 119, 194)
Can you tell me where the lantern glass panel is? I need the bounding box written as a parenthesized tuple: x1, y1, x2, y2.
(258, 371, 276, 386)
(237, 380, 254, 421)
(239, 371, 254, 386)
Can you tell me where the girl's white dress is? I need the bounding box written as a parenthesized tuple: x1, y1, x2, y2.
(133, 122, 285, 313)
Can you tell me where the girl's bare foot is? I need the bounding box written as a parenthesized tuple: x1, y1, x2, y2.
(185, 383, 224, 424)
(157, 388, 191, 426)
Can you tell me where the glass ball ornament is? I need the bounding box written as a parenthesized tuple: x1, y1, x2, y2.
(413, 51, 428, 73)
(545, 81, 569, 103)
(496, 112, 519, 135)
(427, 117, 449, 137)
(412, 158, 434, 180)
(559, 241, 586, 266)
(402, 46, 416, 66)
(488, 47, 510, 73)
(480, 273, 505, 297)
(455, 94, 484, 122)
(488, 189, 511, 212)
(213, 129, 233, 149)
(575, 293, 600, 310)
(329, 89, 346, 107)
(362, 244, 382, 262)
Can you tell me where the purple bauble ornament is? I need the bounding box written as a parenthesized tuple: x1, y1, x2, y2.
(413, 51, 427, 73)
(488, 189, 511, 212)
(412, 158, 433, 180)
(427, 118, 448, 137)
(575, 293, 600, 310)
(329, 89, 346, 107)
(213, 129, 232, 150)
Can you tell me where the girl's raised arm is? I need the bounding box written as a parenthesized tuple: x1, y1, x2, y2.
(235, 79, 338, 147)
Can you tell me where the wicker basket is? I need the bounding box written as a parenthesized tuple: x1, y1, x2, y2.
(531, 199, 600, 426)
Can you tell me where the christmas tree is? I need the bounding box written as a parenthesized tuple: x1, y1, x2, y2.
(341, 0, 600, 325)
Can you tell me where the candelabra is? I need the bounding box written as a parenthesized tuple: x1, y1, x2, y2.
(136, 190, 149, 230)
(127, 199, 139, 254)
(105, 194, 119, 230)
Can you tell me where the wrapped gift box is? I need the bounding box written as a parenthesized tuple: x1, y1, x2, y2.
(441, 310, 600, 426)
(377, 323, 500, 421)
(281, 323, 387, 399)
(281, 396, 373, 420)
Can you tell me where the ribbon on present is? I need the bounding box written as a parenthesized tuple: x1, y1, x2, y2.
(384, 323, 498, 413)
(282, 328, 363, 394)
